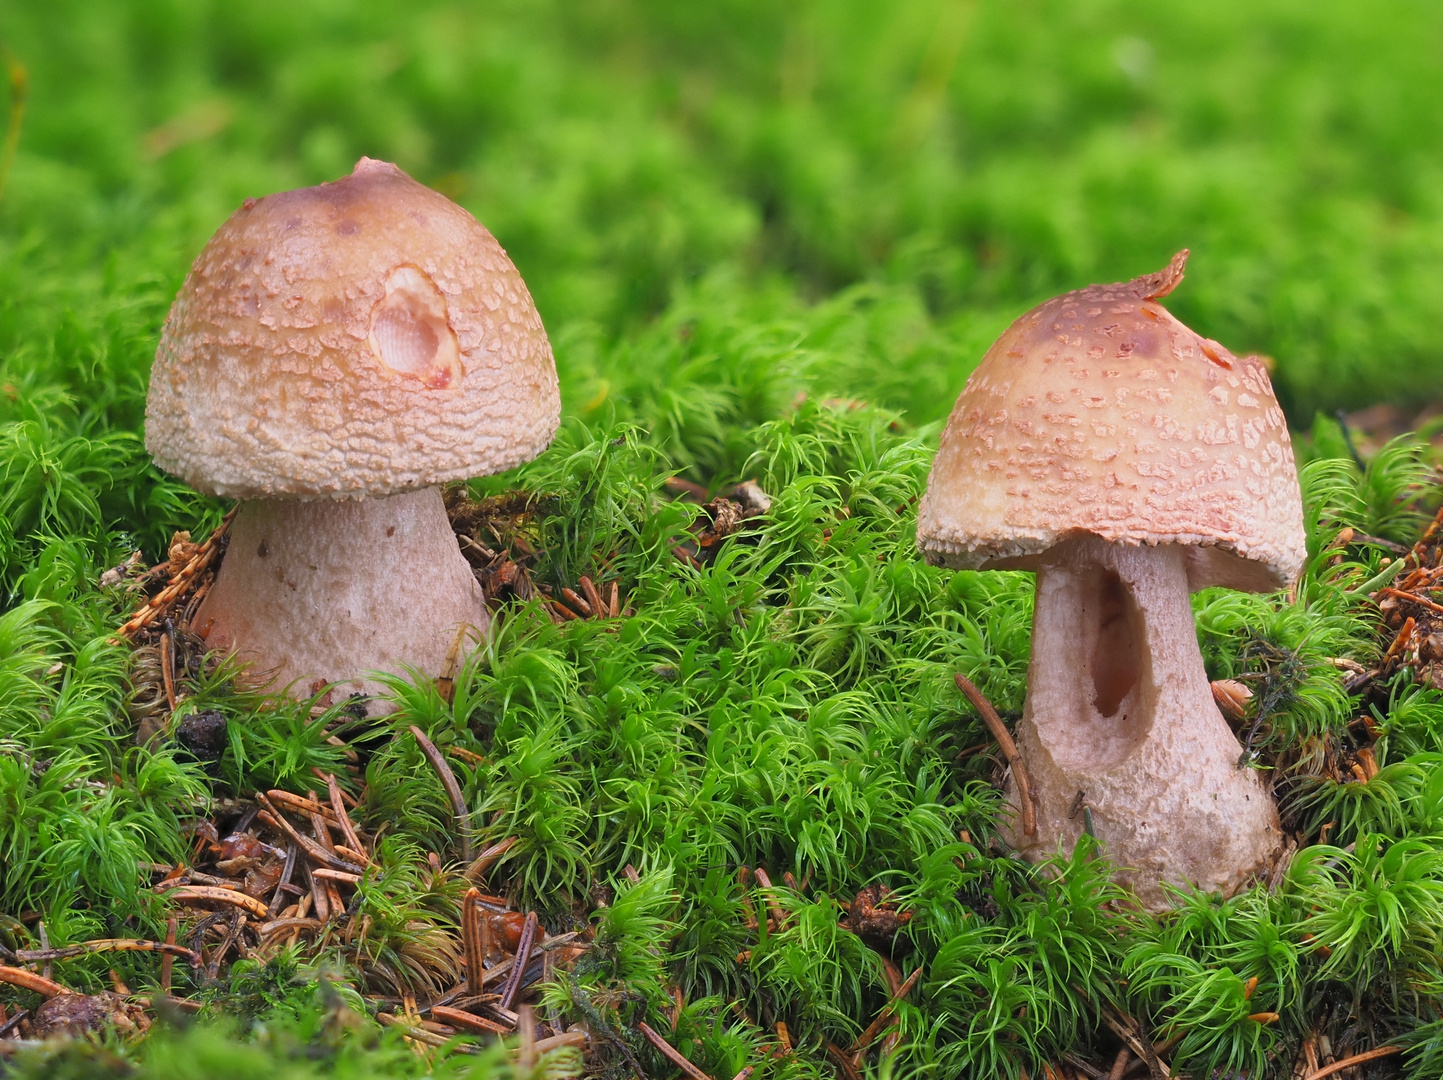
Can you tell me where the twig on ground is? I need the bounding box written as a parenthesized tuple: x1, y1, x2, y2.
(0, 1009, 28, 1037)
(14, 939, 199, 966)
(268, 843, 298, 917)
(1096, 1002, 1169, 1080)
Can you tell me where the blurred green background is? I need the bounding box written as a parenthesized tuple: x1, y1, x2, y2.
(2, 0, 1442, 438)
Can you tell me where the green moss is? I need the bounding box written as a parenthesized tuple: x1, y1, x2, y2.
(5, 1, 1443, 1076)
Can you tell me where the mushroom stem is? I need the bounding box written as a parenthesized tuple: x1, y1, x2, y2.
(1005, 532, 1282, 909)
(195, 487, 488, 710)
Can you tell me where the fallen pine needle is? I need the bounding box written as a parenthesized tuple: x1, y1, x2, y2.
(267, 788, 344, 826)
(825, 1041, 863, 1080)
(639, 1021, 713, 1080)
(850, 966, 921, 1056)
(432, 1005, 510, 1035)
(533, 1030, 588, 1054)
(954, 672, 1037, 836)
(312, 868, 362, 884)
(410, 725, 475, 865)
(498, 912, 539, 1011)
(165, 886, 269, 917)
(465, 836, 518, 883)
(255, 794, 366, 875)
(0, 965, 72, 998)
(376, 1011, 476, 1052)
(462, 888, 486, 997)
(1301, 1045, 1401, 1080)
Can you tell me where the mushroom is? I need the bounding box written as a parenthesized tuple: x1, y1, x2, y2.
(145, 158, 559, 708)
(917, 251, 1303, 909)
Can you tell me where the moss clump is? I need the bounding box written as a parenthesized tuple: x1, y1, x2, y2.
(6, 1, 1443, 1076)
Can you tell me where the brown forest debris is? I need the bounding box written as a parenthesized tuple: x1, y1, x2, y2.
(841, 883, 912, 944)
(118, 508, 237, 640)
(432, 1004, 509, 1035)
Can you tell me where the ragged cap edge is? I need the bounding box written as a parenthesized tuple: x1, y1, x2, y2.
(1129, 249, 1189, 301)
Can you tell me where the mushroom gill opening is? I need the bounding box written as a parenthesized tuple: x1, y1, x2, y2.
(368, 265, 462, 389)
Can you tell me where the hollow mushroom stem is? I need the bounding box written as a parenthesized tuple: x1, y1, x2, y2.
(194, 487, 488, 710)
(1005, 532, 1282, 909)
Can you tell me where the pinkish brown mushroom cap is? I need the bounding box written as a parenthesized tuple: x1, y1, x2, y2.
(145, 157, 560, 498)
(916, 251, 1305, 592)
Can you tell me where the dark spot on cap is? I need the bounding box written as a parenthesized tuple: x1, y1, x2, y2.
(386, 526, 395, 537)
(257, 540, 269, 558)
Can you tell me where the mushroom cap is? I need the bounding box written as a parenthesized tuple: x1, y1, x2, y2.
(145, 158, 560, 499)
(916, 251, 1306, 591)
